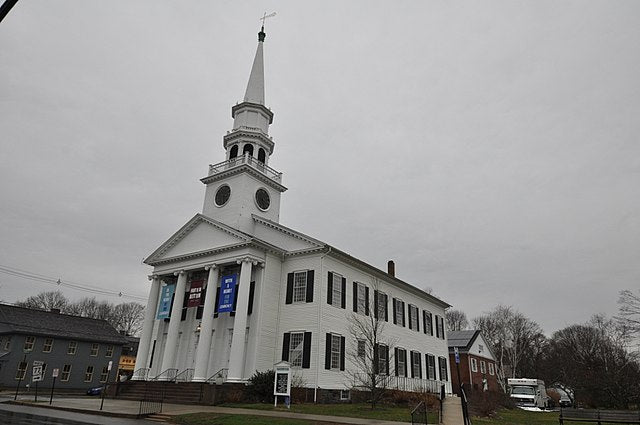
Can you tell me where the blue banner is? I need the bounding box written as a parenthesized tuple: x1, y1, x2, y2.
(156, 284, 175, 319)
(218, 274, 237, 313)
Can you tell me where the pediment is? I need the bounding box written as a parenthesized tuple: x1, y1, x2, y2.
(145, 215, 249, 264)
(252, 215, 323, 252)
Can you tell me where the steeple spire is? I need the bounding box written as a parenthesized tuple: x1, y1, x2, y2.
(243, 26, 266, 105)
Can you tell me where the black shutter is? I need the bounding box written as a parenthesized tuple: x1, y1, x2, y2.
(418, 353, 423, 379)
(416, 307, 420, 332)
(341, 277, 346, 309)
(247, 281, 255, 315)
(422, 311, 427, 334)
(394, 348, 399, 376)
(340, 336, 345, 371)
(441, 317, 446, 339)
(327, 272, 333, 305)
(373, 290, 379, 319)
(404, 349, 408, 377)
(437, 357, 442, 380)
(393, 298, 397, 325)
(402, 302, 406, 327)
(213, 286, 220, 318)
(373, 344, 379, 374)
(410, 351, 415, 378)
(384, 294, 388, 322)
(306, 270, 314, 303)
(352, 282, 357, 312)
(229, 284, 239, 317)
(282, 333, 290, 361)
(286, 273, 294, 304)
(325, 333, 332, 370)
(180, 289, 189, 321)
(302, 332, 312, 369)
(365, 286, 370, 316)
(408, 306, 413, 330)
(435, 315, 440, 338)
(385, 345, 390, 375)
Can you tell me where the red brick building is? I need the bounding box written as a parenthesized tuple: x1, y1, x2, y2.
(448, 330, 500, 395)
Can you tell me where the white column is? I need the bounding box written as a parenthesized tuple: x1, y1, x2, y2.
(158, 270, 187, 379)
(192, 264, 219, 382)
(132, 275, 161, 380)
(226, 258, 253, 382)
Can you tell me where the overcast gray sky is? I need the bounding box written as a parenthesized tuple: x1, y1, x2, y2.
(1, 1, 639, 334)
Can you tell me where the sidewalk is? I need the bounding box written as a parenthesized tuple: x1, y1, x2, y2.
(5, 396, 412, 424)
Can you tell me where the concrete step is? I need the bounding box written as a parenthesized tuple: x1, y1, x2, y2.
(442, 395, 465, 425)
(146, 414, 173, 422)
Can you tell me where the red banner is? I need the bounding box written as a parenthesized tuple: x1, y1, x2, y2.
(187, 280, 204, 307)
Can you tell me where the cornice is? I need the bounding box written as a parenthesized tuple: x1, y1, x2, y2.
(252, 215, 324, 247)
(223, 129, 275, 154)
(145, 242, 252, 266)
(200, 164, 287, 192)
(231, 101, 274, 124)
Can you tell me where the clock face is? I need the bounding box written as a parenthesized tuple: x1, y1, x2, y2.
(214, 185, 231, 206)
(255, 188, 271, 210)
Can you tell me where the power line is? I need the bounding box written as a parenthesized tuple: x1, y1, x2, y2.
(0, 264, 147, 301)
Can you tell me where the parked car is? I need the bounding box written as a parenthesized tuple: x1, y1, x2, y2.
(86, 385, 104, 396)
(559, 396, 572, 408)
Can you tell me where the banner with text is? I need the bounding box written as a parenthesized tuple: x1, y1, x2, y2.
(156, 284, 175, 319)
(217, 274, 237, 313)
(188, 280, 204, 308)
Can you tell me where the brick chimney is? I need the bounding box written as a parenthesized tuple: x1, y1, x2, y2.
(387, 260, 395, 277)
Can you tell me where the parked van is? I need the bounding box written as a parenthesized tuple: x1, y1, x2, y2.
(507, 378, 549, 409)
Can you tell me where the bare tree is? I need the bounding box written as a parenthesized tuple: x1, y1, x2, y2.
(446, 309, 469, 331)
(15, 290, 68, 311)
(112, 302, 145, 336)
(346, 280, 396, 409)
(617, 289, 640, 340)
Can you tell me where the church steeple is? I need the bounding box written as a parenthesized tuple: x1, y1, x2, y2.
(201, 26, 286, 233)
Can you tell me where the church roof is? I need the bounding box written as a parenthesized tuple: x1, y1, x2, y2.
(0, 303, 128, 345)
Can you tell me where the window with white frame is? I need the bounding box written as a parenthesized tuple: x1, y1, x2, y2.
(411, 351, 421, 378)
(478, 344, 484, 353)
(438, 357, 448, 381)
(293, 271, 307, 303)
(84, 366, 94, 382)
(356, 282, 367, 314)
(90, 343, 99, 356)
(357, 339, 366, 359)
(426, 354, 436, 380)
(105, 345, 114, 357)
(394, 298, 404, 325)
(23, 336, 35, 352)
(67, 341, 77, 355)
(100, 366, 109, 383)
(43, 338, 53, 353)
(377, 344, 388, 375)
(330, 334, 341, 369)
(397, 348, 406, 377)
(15, 362, 27, 380)
(424, 311, 433, 335)
(409, 305, 419, 331)
(289, 332, 304, 367)
(376, 291, 387, 319)
(488, 362, 495, 375)
(331, 273, 342, 308)
(470, 357, 477, 372)
(61, 364, 71, 381)
(340, 390, 350, 400)
(480, 360, 486, 374)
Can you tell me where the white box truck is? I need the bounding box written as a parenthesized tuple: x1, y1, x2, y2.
(507, 378, 549, 409)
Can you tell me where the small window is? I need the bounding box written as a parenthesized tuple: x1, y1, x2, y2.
(100, 366, 109, 383)
(470, 358, 477, 373)
(377, 344, 388, 375)
(357, 340, 366, 359)
(61, 364, 72, 381)
(84, 366, 94, 382)
(480, 360, 486, 374)
(42, 338, 53, 353)
(330, 334, 342, 370)
(411, 351, 422, 378)
(397, 348, 406, 377)
(439, 357, 449, 381)
(105, 345, 114, 357)
(90, 343, 99, 356)
(488, 363, 495, 376)
(340, 390, 350, 400)
(409, 305, 419, 331)
(331, 272, 343, 309)
(478, 344, 484, 353)
(394, 298, 404, 326)
(355, 282, 367, 315)
(229, 144, 238, 159)
(258, 148, 266, 163)
(23, 336, 36, 352)
(426, 354, 436, 380)
(424, 311, 433, 336)
(242, 144, 254, 156)
(15, 361, 27, 380)
(289, 332, 304, 368)
(67, 341, 77, 355)
(293, 271, 307, 303)
(375, 290, 387, 320)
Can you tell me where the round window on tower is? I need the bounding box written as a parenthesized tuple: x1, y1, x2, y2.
(255, 188, 271, 211)
(214, 185, 231, 207)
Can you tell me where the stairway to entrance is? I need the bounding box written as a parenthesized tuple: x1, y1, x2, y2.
(441, 395, 466, 425)
(117, 381, 207, 405)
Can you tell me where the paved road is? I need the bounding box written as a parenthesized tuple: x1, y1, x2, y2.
(0, 401, 153, 425)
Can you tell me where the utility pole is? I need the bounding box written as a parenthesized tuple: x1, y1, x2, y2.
(0, 0, 19, 24)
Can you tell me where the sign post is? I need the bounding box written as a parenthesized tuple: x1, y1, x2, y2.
(100, 361, 113, 411)
(32, 360, 44, 402)
(50, 368, 59, 405)
(454, 347, 463, 397)
(14, 354, 27, 401)
(273, 361, 291, 408)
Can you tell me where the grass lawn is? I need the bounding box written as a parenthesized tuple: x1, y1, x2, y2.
(221, 402, 439, 423)
(172, 413, 344, 425)
(473, 408, 560, 425)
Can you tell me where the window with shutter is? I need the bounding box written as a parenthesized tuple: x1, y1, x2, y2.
(394, 298, 404, 326)
(288, 332, 304, 367)
(354, 282, 368, 315)
(439, 357, 448, 381)
(329, 272, 343, 308)
(427, 354, 436, 380)
(293, 271, 307, 303)
(396, 348, 406, 377)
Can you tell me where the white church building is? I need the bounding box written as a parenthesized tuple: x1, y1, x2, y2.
(133, 27, 453, 397)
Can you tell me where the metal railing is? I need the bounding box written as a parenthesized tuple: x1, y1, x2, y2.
(411, 400, 428, 425)
(138, 381, 163, 418)
(460, 384, 471, 425)
(208, 153, 282, 183)
(385, 375, 450, 394)
(132, 368, 149, 381)
(174, 368, 194, 382)
(151, 368, 178, 382)
(205, 368, 228, 385)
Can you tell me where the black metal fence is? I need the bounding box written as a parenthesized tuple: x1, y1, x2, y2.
(138, 382, 164, 418)
(411, 400, 428, 425)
